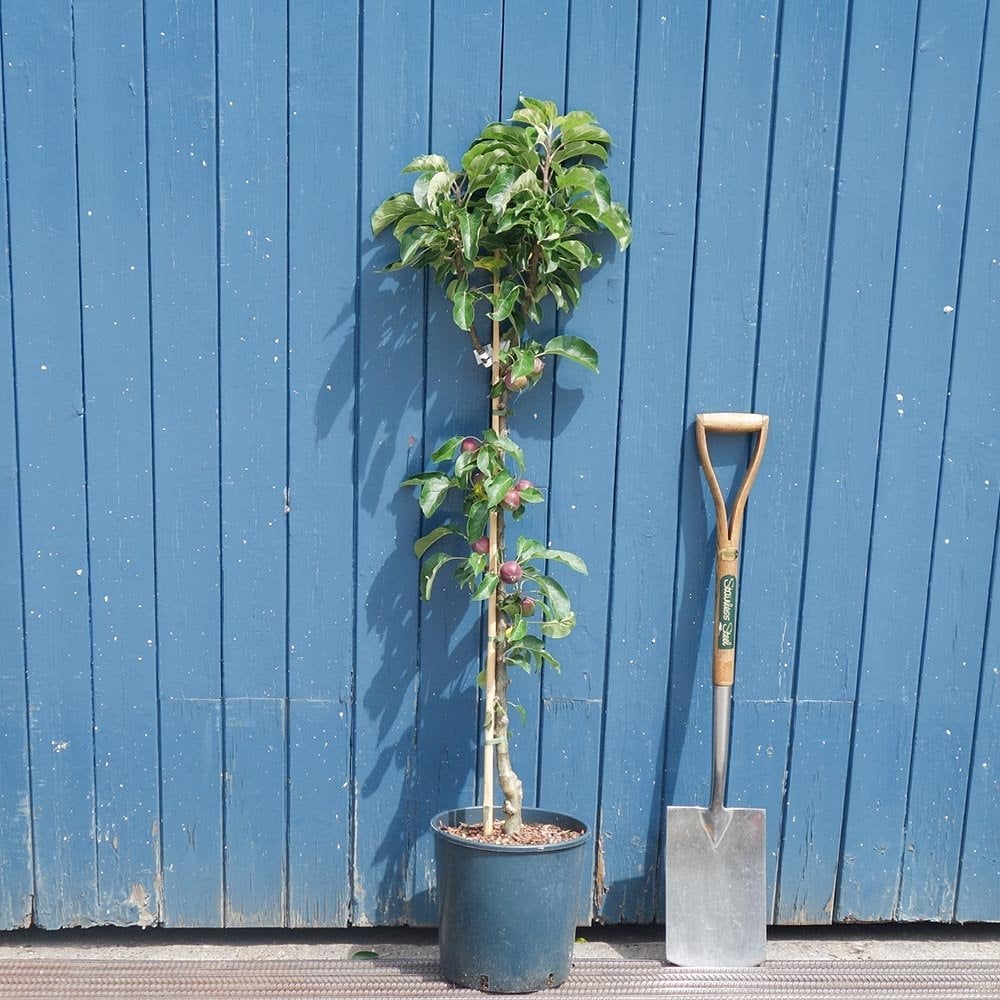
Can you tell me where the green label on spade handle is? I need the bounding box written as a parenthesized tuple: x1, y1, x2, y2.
(718, 574, 737, 650)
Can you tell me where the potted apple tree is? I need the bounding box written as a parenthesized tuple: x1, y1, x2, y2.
(372, 96, 631, 993)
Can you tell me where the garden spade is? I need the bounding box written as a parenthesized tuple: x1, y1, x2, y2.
(665, 412, 769, 968)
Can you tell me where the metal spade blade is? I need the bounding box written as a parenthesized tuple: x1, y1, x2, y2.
(665, 800, 766, 967)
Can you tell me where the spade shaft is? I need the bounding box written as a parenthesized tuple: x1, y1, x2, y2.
(665, 412, 769, 968)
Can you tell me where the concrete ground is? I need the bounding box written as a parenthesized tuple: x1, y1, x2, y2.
(0, 924, 997, 963)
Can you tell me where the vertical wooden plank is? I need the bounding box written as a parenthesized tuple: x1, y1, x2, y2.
(663, 0, 780, 925)
(222, 696, 286, 925)
(837, 0, 988, 922)
(3, 0, 98, 928)
(73, 0, 161, 927)
(408, 0, 502, 927)
(286, 0, 359, 929)
(596, 0, 708, 925)
(736, 0, 850, 921)
(539, 0, 639, 924)
(957, 522, 1000, 921)
(898, 7, 999, 920)
(497, 0, 571, 808)
(778, 0, 918, 925)
(216, 0, 289, 928)
(0, 13, 33, 927)
(145, 0, 224, 926)
(353, 0, 431, 926)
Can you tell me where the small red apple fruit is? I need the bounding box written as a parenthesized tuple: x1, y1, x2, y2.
(520, 596, 536, 615)
(501, 489, 522, 511)
(532, 357, 545, 377)
(514, 478, 533, 492)
(460, 437, 480, 453)
(471, 536, 490, 554)
(505, 370, 529, 391)
(499, 560, 523, 584)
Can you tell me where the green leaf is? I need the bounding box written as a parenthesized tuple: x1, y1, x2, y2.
(351, 950, 380, 961)
(510, 701, 528, 726)
(517, 487, 544, 504)
(510, 347, 537, 380)
(414, 524, 460, 558)
(488, 280, 521, 322)
(453, 286, 475, 330)
(467, 552, 488, 575)
(455, 448, 480, 479)
(507, 169, 541, 201)
(518, 96, 559, 122)
(484, 429, 525, 470)
(421, 552, 456, 601)
(418, 474, 453, 517)
(552, 140, 609, 165)
(506, 617, 528, 643)
(458, 210, 482, 261)
(398, 229, 432, 267)
(425, 170, 455, 209)
(431, 436, 464, 463)
(535, 574, 572, 619)
(600, 203, 633, 251)
(540, 335, 599, 374)
(402, 153, 449, 174)
(539, 648, 562, 672)
(561, 122, 611, 146)
(371, 193, 418, 236)
(466, 500, 490, 542)
(516, 536, 546, 561)
(471, 573, 499, 601)
(485, 166, 518, 215)
(541, 612, 576, 640)
(556, 110, 596, 129)
(485, 470, 516, 508)
(540, 548, 587, 573)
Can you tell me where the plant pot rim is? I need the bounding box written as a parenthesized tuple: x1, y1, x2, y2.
(431, 805, 592, 855)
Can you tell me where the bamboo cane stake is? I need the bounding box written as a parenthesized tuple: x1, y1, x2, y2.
(482, 264, 503, 834)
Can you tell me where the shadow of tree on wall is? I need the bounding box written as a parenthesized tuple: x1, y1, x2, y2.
(313, 242, 481, 925)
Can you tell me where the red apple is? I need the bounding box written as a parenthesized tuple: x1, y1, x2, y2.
(460, 437, 480, 453)
(505, 370, 529, 391)
(514, 478, 533, 492)
(499, 560, 523, 584)
(501, 489, 522, 511)
(471, 536, 490, 554)
(520, 595, 536, 615)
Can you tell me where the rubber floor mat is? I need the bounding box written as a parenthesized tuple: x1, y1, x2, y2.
(0, 958, 997, 999)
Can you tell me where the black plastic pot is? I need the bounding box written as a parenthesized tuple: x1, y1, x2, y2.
(431, 806, 591, 994)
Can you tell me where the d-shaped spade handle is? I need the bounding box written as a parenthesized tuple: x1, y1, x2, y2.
(695, 412, 769, 687)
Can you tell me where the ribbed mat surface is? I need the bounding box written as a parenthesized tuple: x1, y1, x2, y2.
(0, 958, 997, 999)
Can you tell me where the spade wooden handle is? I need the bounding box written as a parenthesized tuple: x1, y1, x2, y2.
(694, 413, 769, 687)
(697, 412, 768, 434)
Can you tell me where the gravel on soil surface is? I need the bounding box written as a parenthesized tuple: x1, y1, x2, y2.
(442, 822, 583, 846)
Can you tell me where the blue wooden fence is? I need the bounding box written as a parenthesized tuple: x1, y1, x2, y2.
(0, 0, 997, 929)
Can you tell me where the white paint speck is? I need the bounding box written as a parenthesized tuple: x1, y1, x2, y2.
(943, 305, 954, 313)
(896, 393, 904, 402)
